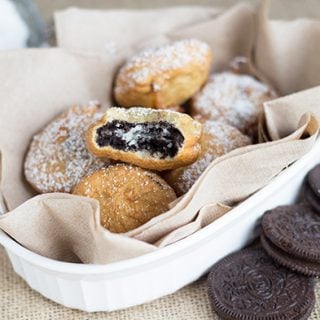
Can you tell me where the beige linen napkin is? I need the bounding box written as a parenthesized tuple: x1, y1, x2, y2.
(0, 2, 320, 264)
(254, 0, 320, 95)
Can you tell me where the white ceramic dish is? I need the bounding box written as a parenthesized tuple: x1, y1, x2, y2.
(0, 138, 319, 312)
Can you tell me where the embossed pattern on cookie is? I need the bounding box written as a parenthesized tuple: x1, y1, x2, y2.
(207, 248, 315, 320)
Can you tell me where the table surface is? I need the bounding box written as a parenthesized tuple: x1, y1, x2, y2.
(2, 1, 320, 319)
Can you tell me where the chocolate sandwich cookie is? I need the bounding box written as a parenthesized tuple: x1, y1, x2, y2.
(308, 164, 320, 198)
(301, 182, 320, 213)
(261, 232, 320, 277)
(262, 204, 320, 263)
(207, 248, 315, 320)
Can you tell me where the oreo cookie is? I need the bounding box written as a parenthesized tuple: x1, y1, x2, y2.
(301, 181, 320, 213)
(308, 164, 320, 198)
(262, 204, 320, 263)
(207, 248, 315, 320)
(261, 232, 320, 277)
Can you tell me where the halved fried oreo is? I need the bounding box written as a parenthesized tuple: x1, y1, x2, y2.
(86, 107, 202, 171)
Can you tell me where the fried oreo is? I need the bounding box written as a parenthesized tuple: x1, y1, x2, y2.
(24, 104, 109, 193)
(86, 107, 202, 171)
(207, 247, 315, 320)
(301, 182, 320, 213)
(114, 39, 212, 110)
(73, 164, 176, 233)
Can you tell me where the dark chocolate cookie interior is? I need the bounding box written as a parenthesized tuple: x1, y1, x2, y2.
(95, 120, 184, 159)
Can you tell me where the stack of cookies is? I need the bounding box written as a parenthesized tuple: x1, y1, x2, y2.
(23, 38, 277, 234)
(261, 203, 320, 277)
(207, 164, 320, 320)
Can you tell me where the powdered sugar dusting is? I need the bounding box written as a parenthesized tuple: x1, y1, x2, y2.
(192, 72, 276, 134)
(107, 106, 163, 121)
(116, 39, 211, 92)
(167, 121, 251, 195)
(25, 105, 109, 193)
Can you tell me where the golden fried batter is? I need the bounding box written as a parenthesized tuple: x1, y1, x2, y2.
(72, 165, 177, 233)
(114, 39, 212, 109)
